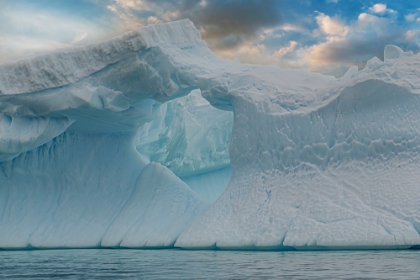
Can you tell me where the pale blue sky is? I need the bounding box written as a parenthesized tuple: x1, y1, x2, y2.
(0, 0, 419, 76)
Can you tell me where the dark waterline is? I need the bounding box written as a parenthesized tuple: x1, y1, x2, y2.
(1, 249, 419, 279)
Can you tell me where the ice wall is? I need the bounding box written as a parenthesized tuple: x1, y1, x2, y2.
(177, 46, 420, 250)
(1, 20, 420, 250)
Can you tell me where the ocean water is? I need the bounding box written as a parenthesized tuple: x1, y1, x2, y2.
(0, 249, 419, 279)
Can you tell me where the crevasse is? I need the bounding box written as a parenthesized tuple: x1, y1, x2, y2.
(1, 20, 419, 250)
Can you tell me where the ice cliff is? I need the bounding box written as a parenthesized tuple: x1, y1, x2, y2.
(1, 20, 420, 250)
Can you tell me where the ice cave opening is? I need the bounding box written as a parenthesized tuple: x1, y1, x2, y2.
(135, 89, 234, 204)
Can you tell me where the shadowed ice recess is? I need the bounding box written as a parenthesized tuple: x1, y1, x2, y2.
(0, 19, 420, 250)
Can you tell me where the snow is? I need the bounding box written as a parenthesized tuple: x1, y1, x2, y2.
(1, 19, 420, 250)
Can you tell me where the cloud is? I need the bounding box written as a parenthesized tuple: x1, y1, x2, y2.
(405, 30, 420, 41)
(0, 2, 118, 63)
(188, 0, 283, 40)
(368, 3, 395, 15)
(315, 13, 349, 36)
(369, 3, 387, 13)
(273, 41, 298, 57)
(405, 13, 420, 22)
(1, 0, 418, 78)
(100, 0, 285, 67)
(405, 13, 416, 22)
(71, 32, 89, 44)
(279, 24, 307, 33)
(216, 42, 266, 60)
(107, 0, 283, 51)
(303, 12, 418, 72)
(1, 0, 284, 66)
(81, 1, 420, 75)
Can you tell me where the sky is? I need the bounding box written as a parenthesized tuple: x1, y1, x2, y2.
(0, 0, 419, 76)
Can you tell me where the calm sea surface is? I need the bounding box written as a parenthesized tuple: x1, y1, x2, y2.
(0, 249, 419, 279)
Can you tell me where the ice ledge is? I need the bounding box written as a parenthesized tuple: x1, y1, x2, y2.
(0, 19, 202, 95)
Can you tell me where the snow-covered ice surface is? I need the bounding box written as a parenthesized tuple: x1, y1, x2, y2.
(1, 20, 420, 250)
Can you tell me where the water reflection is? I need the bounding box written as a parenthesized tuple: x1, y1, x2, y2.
(0, 249, 419, 279)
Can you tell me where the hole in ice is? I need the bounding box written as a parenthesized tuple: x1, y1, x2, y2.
(136, 89, 233, 203)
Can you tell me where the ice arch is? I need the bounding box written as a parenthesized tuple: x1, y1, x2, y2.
(1, 20, 420, 250)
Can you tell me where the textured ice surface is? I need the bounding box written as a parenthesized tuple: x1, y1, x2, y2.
(1, 19, 420, 250)
(177, 43, 420, 250)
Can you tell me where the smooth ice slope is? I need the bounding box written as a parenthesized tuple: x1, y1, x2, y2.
(1, 19, 420, 250)
(0, 134, 208, 249)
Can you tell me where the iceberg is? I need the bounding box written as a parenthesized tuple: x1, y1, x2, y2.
(1, 19, 420, 250)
